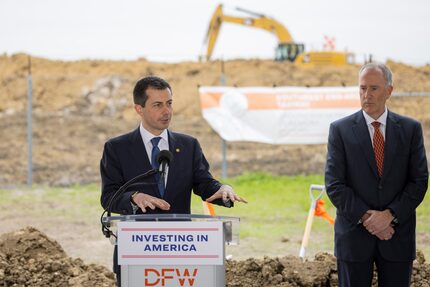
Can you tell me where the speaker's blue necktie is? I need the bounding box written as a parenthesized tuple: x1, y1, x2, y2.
(151, 137, 165, 197)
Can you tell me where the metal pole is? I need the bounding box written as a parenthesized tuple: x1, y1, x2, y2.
(27, 56, 33, 187)
(220, 59, 228, 178)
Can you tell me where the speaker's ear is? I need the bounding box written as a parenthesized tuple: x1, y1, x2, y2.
(134, 104, 142, 115)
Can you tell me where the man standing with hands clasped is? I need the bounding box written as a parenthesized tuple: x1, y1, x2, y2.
(325, 62, 428, 286)
(100, 76, 247, 285)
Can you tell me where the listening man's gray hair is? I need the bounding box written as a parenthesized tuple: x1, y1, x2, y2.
(359, 62, 393, 86)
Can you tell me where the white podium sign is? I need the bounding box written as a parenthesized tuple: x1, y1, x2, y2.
(118, 221, 224, 266)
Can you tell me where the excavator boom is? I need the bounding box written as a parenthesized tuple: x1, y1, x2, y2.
(204, 4, 299, 61)
(203, 4, 353, 65)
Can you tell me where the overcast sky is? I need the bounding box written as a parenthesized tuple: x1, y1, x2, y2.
(1, 0, 429, 66)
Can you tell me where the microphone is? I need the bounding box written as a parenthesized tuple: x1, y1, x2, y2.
(101, 168, 158, 238)
(157, 150, 173, 177)
(101, 151, 173, 239)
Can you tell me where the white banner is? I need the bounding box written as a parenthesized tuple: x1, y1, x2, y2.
(199, 86, 361, 144)
(118, 221, 224, 266)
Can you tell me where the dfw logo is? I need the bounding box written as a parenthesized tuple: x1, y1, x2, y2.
(144, 268, 199, 286)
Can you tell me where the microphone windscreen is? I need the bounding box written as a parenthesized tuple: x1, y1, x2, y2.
(157, 150, 173, 164)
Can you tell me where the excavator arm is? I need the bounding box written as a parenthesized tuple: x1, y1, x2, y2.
(204, 4, 223, 62)
(203, 4, 353, 65)
(204, 4, 302, 62)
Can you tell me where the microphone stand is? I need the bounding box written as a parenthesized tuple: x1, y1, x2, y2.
(101, 168, 159, 238)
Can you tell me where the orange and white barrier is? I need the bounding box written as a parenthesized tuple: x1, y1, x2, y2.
(199, 86, 360, 144)
(323, 35, 336, 51)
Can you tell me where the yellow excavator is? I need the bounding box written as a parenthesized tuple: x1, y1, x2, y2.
(203, 4, 354, 66)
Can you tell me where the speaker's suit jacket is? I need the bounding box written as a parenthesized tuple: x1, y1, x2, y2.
(325, 110, 428, 262)
(100, 127, 227, 215)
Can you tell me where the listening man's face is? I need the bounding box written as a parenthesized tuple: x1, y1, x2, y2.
(359, 68, 393, 120)
(135, 88, 172, 135)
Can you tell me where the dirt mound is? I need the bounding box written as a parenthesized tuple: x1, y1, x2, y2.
(226, 254, 336, 287)
(1, 227, 430, 287)
(0, 227, 115, 287)
(226, 251, 430, 287)
(1, 55, 430, 117)
(0, 54, 429, 186)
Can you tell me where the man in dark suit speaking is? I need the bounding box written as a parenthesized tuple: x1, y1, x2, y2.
(325, 63, 428, 286)
(100, 76, 247, 285)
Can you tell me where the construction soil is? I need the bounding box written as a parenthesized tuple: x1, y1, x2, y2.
(1, 54, 430, 286)
(1, 54, 430, 186)
(1, 227, 430, 287)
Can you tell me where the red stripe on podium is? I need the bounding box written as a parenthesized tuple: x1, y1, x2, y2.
(121, 228, 219, 232)
(122, 255, 219, 258)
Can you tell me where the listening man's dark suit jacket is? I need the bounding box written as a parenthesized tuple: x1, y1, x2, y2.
(325, 110, 428, 262)
(100, 127, 227, 215)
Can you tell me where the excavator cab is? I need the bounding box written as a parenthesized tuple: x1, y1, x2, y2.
(203, 4, 354, 66)
(275, 43, 305, 62)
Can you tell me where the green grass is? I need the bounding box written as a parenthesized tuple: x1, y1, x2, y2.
(0, 183, 104, 221)
(191, 173, 333, 240)
(1, 174, 429, 259)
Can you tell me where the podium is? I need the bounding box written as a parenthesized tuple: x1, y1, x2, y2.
(103, 214, 240, 287)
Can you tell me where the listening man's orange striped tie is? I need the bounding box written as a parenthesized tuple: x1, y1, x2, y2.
(372, 121, 384, 177)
